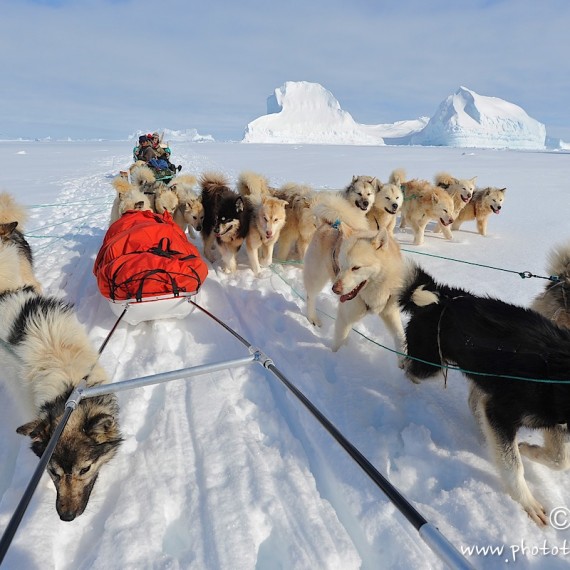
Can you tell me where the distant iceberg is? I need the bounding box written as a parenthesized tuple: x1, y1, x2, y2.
(129, 128, 214, 143)
(243, 81, 387, 145)
(411, 86, 546, 149)
(242, 82, 548, 150)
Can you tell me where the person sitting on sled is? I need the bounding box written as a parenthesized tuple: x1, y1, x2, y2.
(150, 132, 182, 173)
(134, 135, 157, 163)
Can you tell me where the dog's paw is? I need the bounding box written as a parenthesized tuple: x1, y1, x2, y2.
(525, 501, 549, 527)
(307, 315, 322, 328)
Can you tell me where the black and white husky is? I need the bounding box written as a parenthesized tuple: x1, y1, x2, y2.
(399, 264, 570, 526)
(0, 242, 122, 521)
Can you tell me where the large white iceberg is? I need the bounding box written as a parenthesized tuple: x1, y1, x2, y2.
(411, 86, 546, 149)
(243, 81, 387, 145)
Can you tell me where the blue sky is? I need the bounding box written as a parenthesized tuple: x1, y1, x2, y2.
(1, 0, 568, 141)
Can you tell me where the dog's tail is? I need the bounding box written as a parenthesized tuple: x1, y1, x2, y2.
(199, 171, 231, 195)
(0, 192, 29, 229)
(130, 164, 157, 187)
(546, 241, 570, 281)
(389, 168, 406, 186)
(237, 171, 271, 198)
(112, 177, 135, 194)
(168, 174, 198, 199)
(434, 172, 456, 189)
(399, 264, 442, 314)
(313, 193, 370, 231)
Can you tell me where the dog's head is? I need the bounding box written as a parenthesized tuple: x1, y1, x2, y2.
(331, 228, 392, 302)
(155, 187, 179, 216)
(374, 182, 404, 215)
(214, 196, 245, 239)
(256, 196, 288, 240)
(456, 177, 477, 203)
(482, 187, 506, 214)
(182, 198, 205, 232)
(431, 190, 454, 227)
(17, 393, 123, 522)
(345, 176, 378, 214)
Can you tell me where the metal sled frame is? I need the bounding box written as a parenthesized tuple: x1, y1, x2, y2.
(107, 291, 199, 325)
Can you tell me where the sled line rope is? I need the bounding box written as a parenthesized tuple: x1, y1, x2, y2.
(188, 298, 473, 570)
(25, 207, 109, 237)
(28, 198, 112, 209)
(274, 253, 560, 283)
(0, 307, 128, 565)
(400, 248, 560, 282)
(270, 264, 570, 385)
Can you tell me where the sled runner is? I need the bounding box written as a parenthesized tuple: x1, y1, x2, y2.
(94, 209, 208, 325)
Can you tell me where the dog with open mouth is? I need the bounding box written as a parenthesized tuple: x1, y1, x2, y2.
(451, 186, 506, 236)
(303, 195, 405, 359)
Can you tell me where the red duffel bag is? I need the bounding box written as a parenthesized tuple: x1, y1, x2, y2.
(94, 210, 207, 302)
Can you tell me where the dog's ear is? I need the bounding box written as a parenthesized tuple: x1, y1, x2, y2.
(17, 418, 48, 442)
(0, 221, 18, 236)
(498, 187, 507, 193)
(371, 228, 389, 250)
(470, 177, 477, 184)
(235, 196, 244, 213)
(85, 414, 119, 443)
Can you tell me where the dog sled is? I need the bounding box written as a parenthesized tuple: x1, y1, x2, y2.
(94, 209, 208, 325)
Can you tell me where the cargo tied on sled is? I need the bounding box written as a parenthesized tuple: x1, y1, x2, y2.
(93, 209, 208, 325)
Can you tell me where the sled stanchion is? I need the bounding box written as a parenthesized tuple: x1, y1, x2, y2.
(420, 523, 474, 570)
(0, 387, 83, 565)
(81, 356, 257, 398)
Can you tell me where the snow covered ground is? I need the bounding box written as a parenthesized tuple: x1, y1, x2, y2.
(0, 140, 569, 569)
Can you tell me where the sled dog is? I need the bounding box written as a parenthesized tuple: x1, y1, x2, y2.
(273, 182, 319, 261)
(109, 177, 152, 225)
(0, 242, 122, 521)
(399, 177, 455, 245)
(433, 172, 476, 233)
(339, 175, 378, 214)
(399, 265, 570, 526)
(0, 193, 42, 292)
(200, 172, 253, 273)
(367, 169, 405, 235)
(154, 184, 179, 216)
(451, 186, 506, 236)
(531, 241, 570, 328)
(170, 176, 204, 239)
(303, 197, 405, 357)
(237, 172, 288, 275)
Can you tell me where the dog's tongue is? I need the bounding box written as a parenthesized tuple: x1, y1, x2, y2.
(340, 280, 366, 302)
